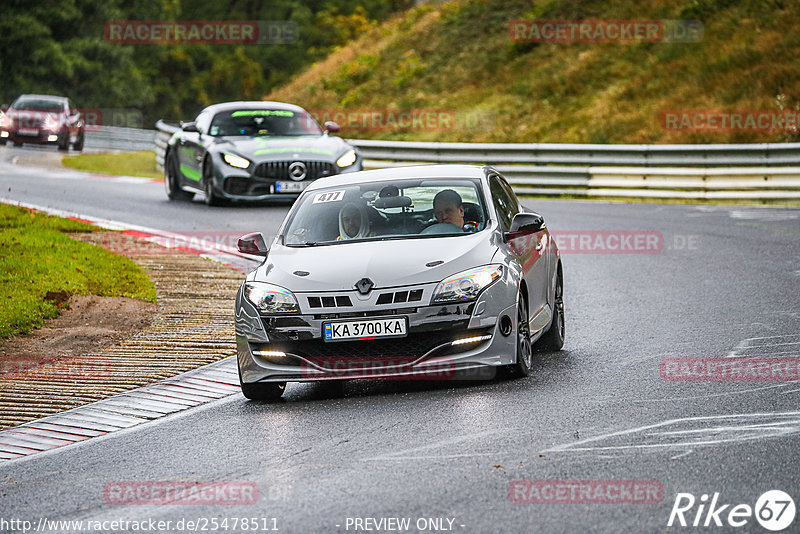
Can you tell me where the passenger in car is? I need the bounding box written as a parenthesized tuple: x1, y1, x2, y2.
(337, 202, 375, 240)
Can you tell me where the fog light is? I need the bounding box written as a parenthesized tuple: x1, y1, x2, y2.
(0, 131, 8, 138)
(253, 350, 287, 358)
(499, 315, 513, 336)
(47, 135, 58, 142)
(451, 334, 492, 346)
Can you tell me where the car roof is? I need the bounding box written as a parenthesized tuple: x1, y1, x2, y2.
(14, 94, 68, 103)
(304, 164, 492, 191)
(201, 101, 306, 115)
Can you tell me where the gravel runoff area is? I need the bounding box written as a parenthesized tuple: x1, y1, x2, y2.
(0, 232, 243, 430)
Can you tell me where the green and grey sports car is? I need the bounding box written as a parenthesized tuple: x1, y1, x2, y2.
(164, 101, 362, 205)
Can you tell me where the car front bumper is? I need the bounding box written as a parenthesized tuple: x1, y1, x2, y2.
(210, 155, 363, 201)
(1, 129, 62, 144)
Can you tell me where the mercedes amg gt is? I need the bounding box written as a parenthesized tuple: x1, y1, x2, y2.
(163, 101, 362, 205)
(234, 164, 565, 400)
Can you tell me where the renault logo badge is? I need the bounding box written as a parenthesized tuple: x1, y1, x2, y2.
(355, 278, 374, 295)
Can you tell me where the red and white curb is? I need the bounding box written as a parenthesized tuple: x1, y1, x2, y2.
(0, 357, 240, 462)
(0, 197, 262, 273)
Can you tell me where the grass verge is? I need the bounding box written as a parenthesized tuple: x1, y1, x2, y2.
(0, 204, 157, 340)
(62, 150, 163, 180)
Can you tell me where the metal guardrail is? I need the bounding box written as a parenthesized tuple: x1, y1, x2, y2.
(85, 125, 156, 152)
(153, 120, 800, 199)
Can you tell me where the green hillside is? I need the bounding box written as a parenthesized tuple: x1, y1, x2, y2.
(267, 0, 800, 144)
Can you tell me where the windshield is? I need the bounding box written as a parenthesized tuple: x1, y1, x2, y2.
(283, 178, 488, 246)
(11, 98, 64, 112)
(209, 109, 322, 137)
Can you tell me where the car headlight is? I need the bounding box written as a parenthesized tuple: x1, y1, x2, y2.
(431, 265, 503, 304)
(336, 149, 357, 168)
(43, 115, 60, 131)
(223, 152, 251, 169)
(244, 282, 299, 314)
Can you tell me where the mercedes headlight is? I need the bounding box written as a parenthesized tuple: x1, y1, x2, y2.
(244, 282, 299, 314)
(431, 265, 503, 304)
(223, 152, 251, 169)
(336, 149, 357, 168)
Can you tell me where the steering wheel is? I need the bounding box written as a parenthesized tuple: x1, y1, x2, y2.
(463, 220, 479, 233)
(421, 223, 462, 235)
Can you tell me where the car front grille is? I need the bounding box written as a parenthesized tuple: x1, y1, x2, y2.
(253, 160, 336, 181)
(308, 296, 353, 308)
(375, 289, 424, 305)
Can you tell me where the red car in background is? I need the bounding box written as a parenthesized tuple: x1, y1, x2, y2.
(0, 94, 84, 151)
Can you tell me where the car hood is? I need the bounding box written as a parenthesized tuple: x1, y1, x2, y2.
(211, 135, 352, 162)
(252, 232, 498, 292)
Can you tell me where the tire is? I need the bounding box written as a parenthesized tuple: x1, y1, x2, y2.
(72, 132, 84, 151)
(57, 130, 69, 151)
(507, 290, 532, 378)
(241, 381, 286, 401)
(203, 158, 224, 206)
(164, 150, 194, 201)
(0, 139, 6, 145)
(13, 141, 22, 147)
(537, 268, 565, 351)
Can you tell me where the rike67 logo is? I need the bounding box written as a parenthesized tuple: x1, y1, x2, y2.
(668, 490, 795, 531)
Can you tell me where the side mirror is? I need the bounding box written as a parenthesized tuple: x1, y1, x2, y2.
(503, 212, 545, 243)
(238, 232, 269, 256)
(180, 121, 199, 133)
(324, 121, 340, 133)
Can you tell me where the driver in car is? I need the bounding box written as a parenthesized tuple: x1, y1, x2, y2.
(433, 189, 465, 229)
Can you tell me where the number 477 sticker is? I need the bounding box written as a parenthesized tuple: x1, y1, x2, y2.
(313, 190, 345, 204)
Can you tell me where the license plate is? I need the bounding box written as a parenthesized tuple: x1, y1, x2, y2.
(18, 128, 38, 136)
(276, 181, 308, 193)
(324, 317, 407, 342)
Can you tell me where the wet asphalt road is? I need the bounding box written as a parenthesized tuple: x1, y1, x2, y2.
(1, 145, 800, 533)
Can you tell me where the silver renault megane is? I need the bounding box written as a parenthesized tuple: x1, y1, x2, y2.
(234, 164, 564, 400)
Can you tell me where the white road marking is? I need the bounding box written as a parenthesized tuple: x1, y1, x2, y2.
(726, 334, 800, 357)
(728, 209, 799, 221)
(543, 411, 800, 453)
